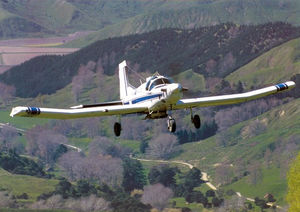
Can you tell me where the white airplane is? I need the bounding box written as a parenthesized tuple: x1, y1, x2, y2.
(10, 60, 295, 136)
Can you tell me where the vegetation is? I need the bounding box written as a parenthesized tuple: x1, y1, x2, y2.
(1, 22, 299, 98)
(0, 150, 47, 177)
(287, 152, 300, 211)
(1, 0, 300, 41)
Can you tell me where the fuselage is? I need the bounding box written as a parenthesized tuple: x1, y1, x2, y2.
(121, 76, 183, 118)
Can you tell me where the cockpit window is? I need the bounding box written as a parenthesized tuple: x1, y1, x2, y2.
(149, 78, 172, 90)
(145, 76, 157, 91)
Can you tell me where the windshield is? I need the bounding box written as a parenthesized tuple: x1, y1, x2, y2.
(149, 78, 172, 90)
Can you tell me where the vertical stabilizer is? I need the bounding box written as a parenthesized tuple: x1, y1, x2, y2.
(119, 61, 136, 100)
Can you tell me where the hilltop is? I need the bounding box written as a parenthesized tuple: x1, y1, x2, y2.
(1, 0, 300, 41)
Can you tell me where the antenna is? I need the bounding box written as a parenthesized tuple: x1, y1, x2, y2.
(126, 64, 146, 82)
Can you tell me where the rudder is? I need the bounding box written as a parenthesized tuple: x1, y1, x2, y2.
(119, 60, 136, 100)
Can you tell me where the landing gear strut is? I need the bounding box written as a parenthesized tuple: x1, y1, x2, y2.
(167, 116, 176, 133)
(114, 122, 121, 137)
(190, 108, 201, 129)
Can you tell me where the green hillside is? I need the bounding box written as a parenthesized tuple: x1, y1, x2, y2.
(0, 168, 58, 203)
(67, 0, 300, 47)
(226, 37, 300, 89)
(173, 98, 300, 205)
(1, 23, 299, 98)
(1, 0, 300, 40)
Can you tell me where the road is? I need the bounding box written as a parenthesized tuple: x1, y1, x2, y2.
(0, 122, 25, 133)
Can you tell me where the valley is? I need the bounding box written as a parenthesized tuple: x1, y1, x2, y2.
(0, 1, 299, 211)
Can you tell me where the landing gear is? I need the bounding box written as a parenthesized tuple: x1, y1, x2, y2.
(114, 122, 121, 137)
(167, 116, 176, 133)
(192, 114, 201, 129)
(190, 108, 201, 129)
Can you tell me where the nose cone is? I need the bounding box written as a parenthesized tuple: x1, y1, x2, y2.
(166, 83, 182, 104)
(169, 83, 182, 94)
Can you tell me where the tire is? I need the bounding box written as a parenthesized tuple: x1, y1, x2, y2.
(168, 119, 176, 133)
(193, 114, 201, 129)
(114, 122, 121, 136)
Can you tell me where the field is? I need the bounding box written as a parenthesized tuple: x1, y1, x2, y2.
(0, 32, 94, 72)
(0, 168, 58, 203)
(0, 46, 78, 66)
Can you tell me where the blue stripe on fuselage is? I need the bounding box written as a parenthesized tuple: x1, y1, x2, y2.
(125, 94, 162, 105)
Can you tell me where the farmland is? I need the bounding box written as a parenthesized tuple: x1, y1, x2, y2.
(0, 32, 92, 73)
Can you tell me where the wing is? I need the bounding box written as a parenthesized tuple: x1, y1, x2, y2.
(173, 81, 296, 109)
(10, 104, 148, 119)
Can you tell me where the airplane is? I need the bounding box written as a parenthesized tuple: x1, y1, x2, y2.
(10, 60, 296, 136)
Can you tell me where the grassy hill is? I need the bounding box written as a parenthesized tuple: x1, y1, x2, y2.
(66, 0, 300, 47)
(0, 168, 58, 203)
(173, 98, 300, 205)
(1, 0, 300, 41)
(226, 37, 300, 89)
(1, 22, 299, 98)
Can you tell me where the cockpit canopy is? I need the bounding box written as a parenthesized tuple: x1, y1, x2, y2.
(145, 76, 173, 91)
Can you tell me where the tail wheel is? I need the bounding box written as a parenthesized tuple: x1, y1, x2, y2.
(114, 122, 121, 137)
(193, 114, 201, 129)
(168, 118, 176, 133)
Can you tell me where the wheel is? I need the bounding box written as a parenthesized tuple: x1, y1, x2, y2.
(114, 122, 121, 136)
(193, 114, 201, 129)
(168, 118, 176, 133)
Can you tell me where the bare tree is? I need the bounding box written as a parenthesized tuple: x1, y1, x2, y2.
(241, 119, 266, 139)
(71, 63, 95, 102)
(59, 151, 123, 186)
(31, 195, 110, 212)
(26, 125, 68, 164)
(0, 125, 22, 152)
(0, 191, 16, 208)
(64, 195, 110, 212)
(0, 82, 15, 105)
(215, 98, 282, 131)
(215, 164, 233, 185)
(141, 183, 173, 211)
(121, 116, 150, 140)
(146, 133, 179, 159)
(216, 196, 246, 212)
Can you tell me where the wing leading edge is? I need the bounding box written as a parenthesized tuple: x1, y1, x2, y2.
(10, 104, 148, 119)
(173, 81, 296, 109)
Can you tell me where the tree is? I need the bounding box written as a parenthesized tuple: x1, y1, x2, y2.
(183, 167, 202, 192)
(206, 189, 216, 197)
(122, 158, 146, 192)
(0, 125, 22, 153)
(88, 136, 130, 158)
(111, 194, 151, 212)
(59, 151, 123, 186)
(254, 197, 270, 210)
(55, 178, 73, 198)
(0, 82, 15, 105)
(141, 184, 173, 211)
(140, 140, 148, 153)
(148, 165, 178, 188)
(146, 133, 179, 159)
(287, 152, 300, 211)
(0, 191, 16, 207)
(25, 125, 68, 165)
(248, 161, 262, 185)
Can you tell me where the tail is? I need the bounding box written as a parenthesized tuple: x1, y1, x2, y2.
(119, 60, 136, 100)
